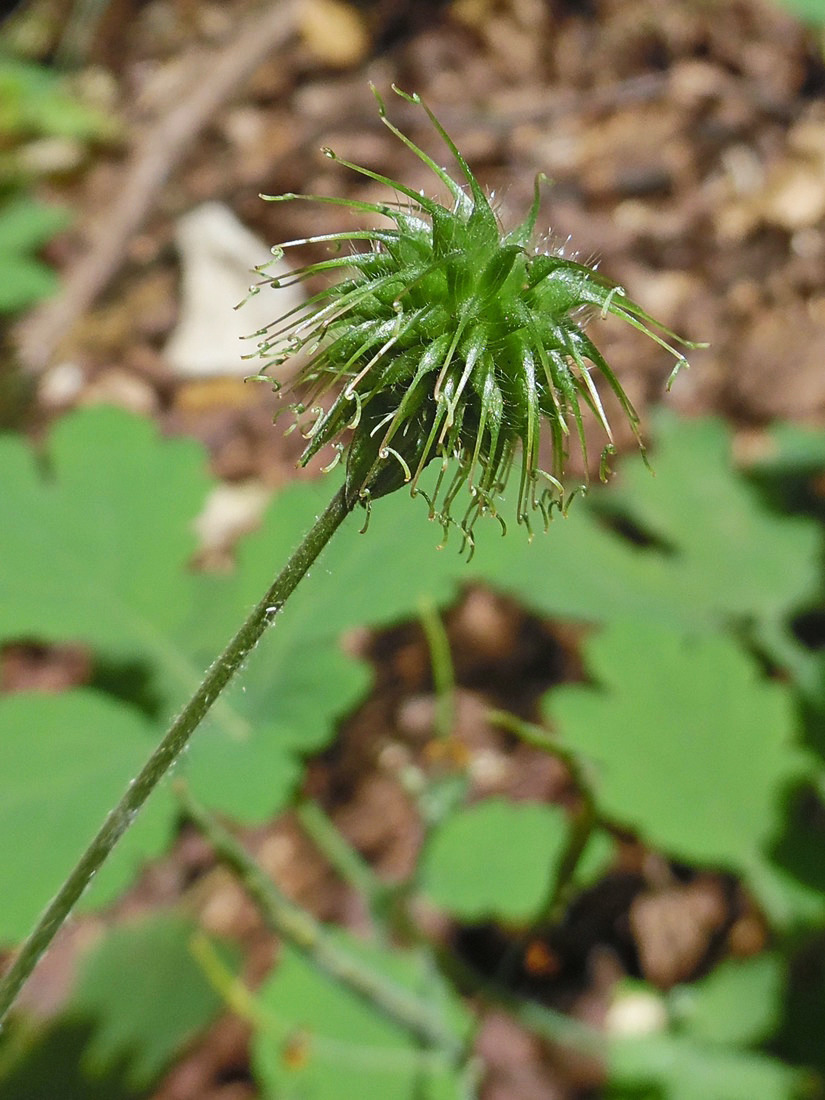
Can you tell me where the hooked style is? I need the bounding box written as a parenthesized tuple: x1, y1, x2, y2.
(251, 85, 694, 551)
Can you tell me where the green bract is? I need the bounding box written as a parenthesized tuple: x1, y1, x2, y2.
(251, 86, 691, 550)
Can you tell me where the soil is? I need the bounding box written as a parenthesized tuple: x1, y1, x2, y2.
(2, 0, 825, 1096)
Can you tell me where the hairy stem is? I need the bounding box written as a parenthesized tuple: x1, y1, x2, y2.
(0, 485, 353, 1024)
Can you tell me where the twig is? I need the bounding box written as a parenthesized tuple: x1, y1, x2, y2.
(418, 597, 455, 741)
(15, 0, 300, 374)
(178, 783, 468, 1063)
(295, 798, 391, 931)
(487, 709, 600, 925)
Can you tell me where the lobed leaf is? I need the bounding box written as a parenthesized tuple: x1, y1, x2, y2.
(68, 914, 239, 1090)
(0, 691, 174, 942)
(252, 933, 472, 1100)
(668, 954, 785, 1048)
(418, 798, 570, 923)
(544, 620, 803, 875)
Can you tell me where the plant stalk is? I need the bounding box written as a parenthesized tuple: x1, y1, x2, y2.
(0, 484, 353, 1025)
(178, 783, 466, 1062)
(296, 799, 390, 931)
(486, 709, 600, 924)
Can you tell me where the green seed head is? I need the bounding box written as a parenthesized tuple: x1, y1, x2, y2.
(251, 85, 694, 551)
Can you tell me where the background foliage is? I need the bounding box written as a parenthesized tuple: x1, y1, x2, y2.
(0, 52, 112, 314)
(1, 2, 825, 1094)
(1, 403, 824, 1097)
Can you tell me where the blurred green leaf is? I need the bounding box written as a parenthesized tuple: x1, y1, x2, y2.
(669, 955, 785, 1047)
(253, 934, 471, 1100)
(579, 413, 821, 633)
(418, 798, 569, 922)
(0, 408, 210, 663)
(0, 251, 57, 311)
(218, 413, 823, 647)
(0, 55, 117, 141)
(0, 690, 174, 943)
(0, 406, 820, 932)
(609, 1031, 806, 1100)
(546, 620, 802, 874)
(770, 0, 825, 25)
(759, 422, 825, 475)
(0, 411, 369, 924)
(0, 195, 69, 312)
(68, 914, 238, 1090)
(0, 195, 68, 252)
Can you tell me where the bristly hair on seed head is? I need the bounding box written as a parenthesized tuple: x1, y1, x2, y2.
(246, 84, 699, 556)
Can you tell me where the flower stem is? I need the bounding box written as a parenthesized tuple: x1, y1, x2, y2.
(0, 484, 353, 1025)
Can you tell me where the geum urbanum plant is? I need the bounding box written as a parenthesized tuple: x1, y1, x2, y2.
(250, 85, 692, 551)
(0, 85, 695, 1021)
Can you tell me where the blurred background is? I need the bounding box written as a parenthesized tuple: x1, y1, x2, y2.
(2, 0, 824, 470)
(2, 2, 825, 1098)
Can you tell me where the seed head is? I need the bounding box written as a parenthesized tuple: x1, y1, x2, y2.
(249, 86, 694, 552)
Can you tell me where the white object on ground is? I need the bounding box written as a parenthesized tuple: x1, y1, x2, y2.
(164, 202, 305, 378)
(194, 480, 273, 554)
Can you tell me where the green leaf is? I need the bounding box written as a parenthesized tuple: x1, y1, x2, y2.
(0, 196, 69, 253)
(545, 620, 801, 873)
(0, 408, 354, 820)
(0, 253, 58, 312)
(0, 57, 117, 141)
(669, 955, 785, 1047)
(0, 197, 69, 312)
(609, 1032, 806, 1100)
(0, 410, 366, 913)
(252, 934, 471, 1100)
(198, 413, 813, 766)
(0, 403, 813, 678)
(0, 407, 470, 924)
(0, 691, 174, 943)
(0, 407, 210, 666)
(68, 914, 238, 1090)
(757, 422, 825, 475)
(418, 798, 569, 923)
(196, 418, 792, 655)
(593, 413, 821, 629)
(0, 407, 817, 925)
(770, 0, 825, 25)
